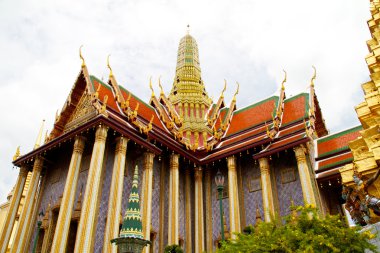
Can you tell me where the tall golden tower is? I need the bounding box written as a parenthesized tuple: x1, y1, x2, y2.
(169, 27, 212, 147)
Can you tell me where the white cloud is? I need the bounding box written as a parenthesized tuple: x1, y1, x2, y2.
(0, 0, 371, 201)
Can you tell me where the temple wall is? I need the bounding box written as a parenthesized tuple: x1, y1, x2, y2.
(240, 156, 263, 227)
(272, 152, 304, 217)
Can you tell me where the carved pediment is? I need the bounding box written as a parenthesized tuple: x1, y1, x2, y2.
(64, 92, 97, 133)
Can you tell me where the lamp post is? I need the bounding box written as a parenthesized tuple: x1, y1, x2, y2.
(32, 210, 44, 253)
(215, 170, 225, 241)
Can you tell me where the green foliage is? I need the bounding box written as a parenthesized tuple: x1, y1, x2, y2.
(164, 244, 184, 253)
(217, 205, 378, 253)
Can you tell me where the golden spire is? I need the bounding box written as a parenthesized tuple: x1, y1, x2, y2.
(34, 119, 45, 150)
(281, 70, 287, 90)
(187, 24, 190, 35)
(79, 45, 85, 67)
(310, 65, 316, 87)
(107, 54, 113, 77)
(221, 80, 227, 98)
(158, 76, 164, 95)
(232, 82, 240, 102)
(13, 146, 20, 161)
(149, 76, 155, 97)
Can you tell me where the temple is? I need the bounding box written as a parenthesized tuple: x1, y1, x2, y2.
(1, 1, 380, 252)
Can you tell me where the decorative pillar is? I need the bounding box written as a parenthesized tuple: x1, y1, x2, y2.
(74, 124, 108, 252)
(158, 160, 165, 253)
(0, 166, 28, 253)
(50, 136, 86, 253)
(10, 157, 44, 253)
(259, 157, 275, 222)
(102, 137, 129, 253)
(141, 152, 155, 253)
(294, 145, 317, 206)
(227, 156, 241, 238)
(185, 169, 192, 253)
(194, 167, 204, 253)
(168, 154, 179, 245)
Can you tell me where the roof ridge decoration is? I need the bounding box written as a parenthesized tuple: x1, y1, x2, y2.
(207, 80, 226, 127)
(266, 70, 286, 139)
(305, 66, 317, 139)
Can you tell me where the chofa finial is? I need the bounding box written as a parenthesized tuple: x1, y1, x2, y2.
(281, 70, 287, 90)
(221, 80, 227, 98)
(79, 45, 85, 67)
(107, 54, 113, 77)
(13, 146, 20, 161)
(311, 66, 316, 87)
(158, 76, 164, 95)
(233, 82, 240, 101)
(149, 76, 155, 97)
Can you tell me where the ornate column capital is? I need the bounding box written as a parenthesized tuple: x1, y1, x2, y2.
(115, 136, 129, 154)
(195, 166, 203, 180)
(293, 145, 307, 162)
(95, 124, 108, 142)
(258, 157, 270, 174)
(19, 166, 29, 177)
(227, 156, 236, 171)
(73, 136, 86, 154)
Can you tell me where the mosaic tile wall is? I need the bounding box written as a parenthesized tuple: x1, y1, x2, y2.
(163, 158, 169, 249)
(151, 157, 160, 253)
(273, 152, 304, 217)
(93, 143, 115, 253)
(178, 165, 185, 245)
(241, 157, 263, 226)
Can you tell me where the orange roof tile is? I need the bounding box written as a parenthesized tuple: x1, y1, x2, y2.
(317, 126, 362, 158)
(225, 96, 278, 136)
(318, 152, 353, 171)
(281, 93, 308, 126)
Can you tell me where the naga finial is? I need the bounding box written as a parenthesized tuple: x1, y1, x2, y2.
(149, 76, 155, 97)
(13, 146, 20, 161)
(281, 70, 287, 90)
(221, 80, 227, 98)
(158, 76, 164, 95)
(79, 45, 85, 67)
(233, 82, 240, 101)
(311, 66, 316, 87)
(107, 54, 113, 77)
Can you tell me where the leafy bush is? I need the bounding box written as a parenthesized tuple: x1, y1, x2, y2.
(164, 244, 184, 253)
(217, 205, 377, 253)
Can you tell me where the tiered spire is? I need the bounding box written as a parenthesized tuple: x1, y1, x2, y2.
(112, 165, 150, 252)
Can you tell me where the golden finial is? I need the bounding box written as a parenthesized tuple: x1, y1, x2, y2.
(149, 76, 155, 97)
(187, 24, 190, 35)
(281, 70, 287, 90)
(79, 45, 85, 67)
(107, 54, 113, 77)
(34, 119, 45, 150)
(158, 76, 164, 95)
(221, 80, 227, 98)
(13, 146, 20, 161)
(232, 82, 240, 101)
(310, 66, 316, 87)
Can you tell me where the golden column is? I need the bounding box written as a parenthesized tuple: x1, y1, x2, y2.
(103, 137, 128, 253)
(185, 169, 192, 253)
(10, 157, 44, 253)
(74, 124, 108, 252)
(51, 136, 86, 253)
(258, 157, 275, 221)
(194, 167, 204, 253)
(294, 146, 317, 206)
(227, 156, 241, 237)
(168, 154, 179, 245)
(141, 152, 155, 253)
(0, 166, 28, 253)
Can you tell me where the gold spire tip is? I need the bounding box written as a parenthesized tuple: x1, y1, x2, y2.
(107, 54, 113, 77)
(79, 45, 85, 67)
(149, 76, 155, 97)
(281, 70, 287, 90)
(187, 24, 190, 35)
(310, 66, 316, 87)
(158, 76, 164, 95)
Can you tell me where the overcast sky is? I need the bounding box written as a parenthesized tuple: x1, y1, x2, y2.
(0, 0, 371, 202)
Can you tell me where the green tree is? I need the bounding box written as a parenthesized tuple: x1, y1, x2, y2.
(217, 205, 377, 253)
(164, 244, 184, 253)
